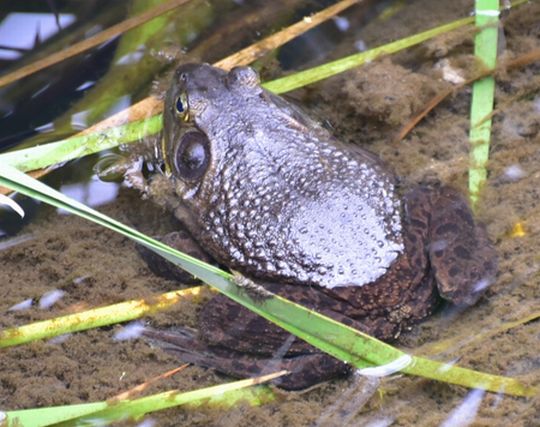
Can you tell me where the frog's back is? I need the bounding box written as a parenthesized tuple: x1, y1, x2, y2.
(164, 63, 405, 289)
(201, 129, 405, 289)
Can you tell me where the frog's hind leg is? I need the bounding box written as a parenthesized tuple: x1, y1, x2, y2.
(427, 186, 498, 306)
(142, 326, 350, 390)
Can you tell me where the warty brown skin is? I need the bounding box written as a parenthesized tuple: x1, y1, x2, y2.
(141, 63, 497, 390)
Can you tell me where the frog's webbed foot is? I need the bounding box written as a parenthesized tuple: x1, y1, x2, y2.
(142, 326, 351, 391)
(137, 230, 215, 283)
(427, 186, 498, 306)
(122, 156, 149, 194)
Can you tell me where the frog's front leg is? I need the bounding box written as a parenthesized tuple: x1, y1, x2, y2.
(138, 229, 216, 283)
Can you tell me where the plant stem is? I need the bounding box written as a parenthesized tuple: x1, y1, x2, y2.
(468, 0, 500, 206)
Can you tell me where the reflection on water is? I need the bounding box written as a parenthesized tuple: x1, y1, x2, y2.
(357, 354, 412, 377)
(114, 321, 146, 341)
(315, 375, 381, 426)
(0, 12, 75, 60)
(441, 389, 486, 427)
(38, 288, 66, 309)
(8, 298, 33, 312)
(57, 178, 119, 214)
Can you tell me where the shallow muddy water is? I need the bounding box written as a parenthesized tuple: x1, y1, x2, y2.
(1, 0, 539, 425)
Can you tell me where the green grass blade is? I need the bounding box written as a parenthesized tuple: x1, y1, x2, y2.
(0, 163, 534, 397)
(59, 373, 282, 426)
(0, 115, 162, 173)
(0, 287, 205, 348)
(2, 374, 279, 427)
(263, 16, 474, 94)
(468, 0, 500, 206)
(3, 402, 107, 427)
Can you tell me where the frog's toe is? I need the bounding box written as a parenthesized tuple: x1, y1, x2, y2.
(429, 186, 498, 306)
(142, 327, 350, 390)
(274, 354, 351, 390)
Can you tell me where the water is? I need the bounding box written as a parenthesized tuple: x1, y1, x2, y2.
(0, 0, 538, 425)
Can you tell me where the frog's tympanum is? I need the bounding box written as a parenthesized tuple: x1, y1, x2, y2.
(141, 63, 497, 390)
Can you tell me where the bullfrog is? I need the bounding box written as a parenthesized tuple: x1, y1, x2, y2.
(140, 63, 497, 390)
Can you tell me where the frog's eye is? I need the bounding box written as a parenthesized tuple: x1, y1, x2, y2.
(173, 131, 210, 181)
(175, 93, 190, 121)
(175, 97, 185, 113)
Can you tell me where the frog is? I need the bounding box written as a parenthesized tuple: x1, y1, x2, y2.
(139, 63, 497, 390)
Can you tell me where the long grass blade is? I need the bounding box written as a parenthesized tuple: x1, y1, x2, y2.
(0, 163, 534, 397)
(2, 372, 281, 427)
(0, 287, 205, 348)
(468, 0, 500, 206)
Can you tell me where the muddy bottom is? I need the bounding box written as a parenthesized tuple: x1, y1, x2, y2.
(1, 0, 539, 425)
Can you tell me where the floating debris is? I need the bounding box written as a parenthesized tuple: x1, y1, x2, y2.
(509, 222, 526, 238)
(435, 58, 466, 84)
(114, 322, 146, 341)
(8, 298, 33, 311)
(38, 289, 65, 309)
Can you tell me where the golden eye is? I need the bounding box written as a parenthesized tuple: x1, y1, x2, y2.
(175, 93, 190, 121)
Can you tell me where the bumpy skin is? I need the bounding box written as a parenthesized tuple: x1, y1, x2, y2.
(142, 63, 497, 390)
(162, 64, 404, 289)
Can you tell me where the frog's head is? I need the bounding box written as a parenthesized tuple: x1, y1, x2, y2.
(162, 63, 321, 223)
(161, 64, 404, 288)
(163, 63, 260, 196)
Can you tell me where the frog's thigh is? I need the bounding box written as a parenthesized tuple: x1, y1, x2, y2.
(138, 230, 215, 283)
(199, 282, 363, 355)
(199, 282, 409, 353)
(202, 339, 351, 391)
(428, 186, 498, 305)
(199, 293, 313, 355)
(144, 324, 350, 390)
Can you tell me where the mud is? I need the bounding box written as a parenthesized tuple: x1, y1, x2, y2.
(1, 0, 539, 425)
